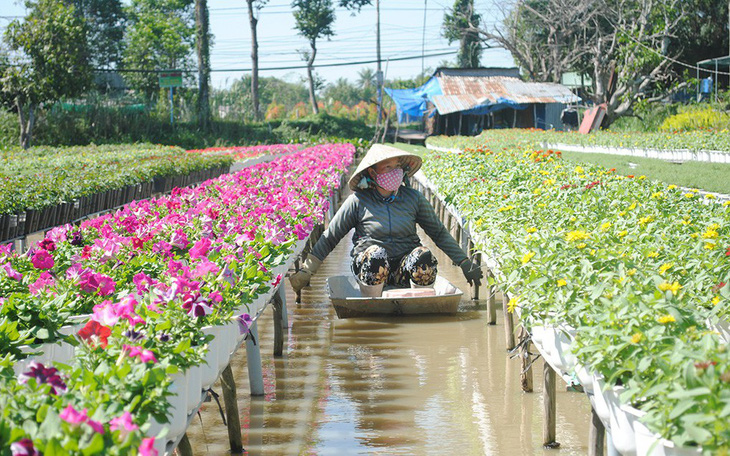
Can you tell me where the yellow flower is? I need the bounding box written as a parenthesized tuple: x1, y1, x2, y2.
(627, 268, 637, 276)
(618, 211, 627, 217)
(681, 219, 692, 226)
(638, 175, 646, 180)
(576, 243, 587, 249)
(498, 205, 515, 212)
(667, 184, 677, 190)
(496, 180, 505, 185)
(618, 230, 628, 237)
(569, 216, 577, 222)
(658, 263, 674, 274)
(574, 166, 584, 174)
(657, 314, 676, 324)
(685, 193, 695, 198)
(566, 230, 591, 242)
(705, 194, 716, 199)
(526, 227, 537, 233)
(533, 188, 542, 196)
(507, 297, 518, 313)
(557, 279, 567, 287)
(724, 201, 730, 207)
(639, 216, 654, 225)
(703, 229, 719, 239)
(704, 243, 716, 250)
(712, 296, 721, 306)
(658, 281, 682, 295)
(690, 233, 699, 239)
(630, 333, 643, 344)
(521, 251, 536, 264)
(600, 222, 611, 231)
(628, 202, 637, 211)
(651, 192, 663, 199)
(647, 251, 659, 258)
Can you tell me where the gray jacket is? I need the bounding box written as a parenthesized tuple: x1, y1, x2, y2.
(311, 186, 468, 264)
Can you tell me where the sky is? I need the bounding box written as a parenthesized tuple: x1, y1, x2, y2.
(1, 0, 516, 89)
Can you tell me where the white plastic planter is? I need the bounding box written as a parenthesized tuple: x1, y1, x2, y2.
(574, 364, 595, 394)
(185, 365, 203, 414)
(200, 326, 222, 390)
(553, 326, 577, 373)
(633, 420, 704, 456)
(604, 386, 642, 456)
(530, 325, 546, 345)
(147, 373, 187, 452)
(590, 376, 612, 428)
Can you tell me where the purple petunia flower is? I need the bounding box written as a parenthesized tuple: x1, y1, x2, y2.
(19, 362, 67, 395)
(237, 314, 252, 335)
(69, 230, 84, 246)
(10, 438, 40, 456)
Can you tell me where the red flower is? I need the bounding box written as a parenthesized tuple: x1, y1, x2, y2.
(77, 320, 111, 348)
(726, 247, 730, 257)
(627, 175, 635, 178)
(131, 237, 145, 250)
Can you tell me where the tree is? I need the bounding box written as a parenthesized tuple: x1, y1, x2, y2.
(292, 0, 372, 114)
(442, 0, 482, 68)
(63, 0, 125, 70)
(122, 0, 195, 101)
(195, 0, 211, 127)
(246, 0, 268, 121)
(292, 0, 336, 114)
(1, 0, 92, 148)
(356, 67, 376, 101)
(322, 77, 362, 106)
(476, 0, 720, 125)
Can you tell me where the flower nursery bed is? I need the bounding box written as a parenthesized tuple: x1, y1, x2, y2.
(188, 144, 302, 161)
(427, 128, 730, 155)
(0, 144, 233, 242)
(409, 136, 730, 453)
(0, 143, 354, 455)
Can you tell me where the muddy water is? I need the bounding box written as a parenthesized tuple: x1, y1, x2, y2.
(185, 230, 594, 455)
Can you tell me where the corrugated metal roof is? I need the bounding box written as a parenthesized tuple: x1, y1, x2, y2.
(434, 76, 580, 114)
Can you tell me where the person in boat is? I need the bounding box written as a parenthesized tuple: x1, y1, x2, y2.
(289, 144, 483, 297)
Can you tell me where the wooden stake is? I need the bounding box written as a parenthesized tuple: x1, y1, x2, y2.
(178, 433, 194, 456)
(272, 291, 284, 357)
(519, 326, 533, 393)
(503, 288, 516, 349)
(486, 266, 496, 324)
(221, 365, 243, 453)
(543, 361, 560, 449)
(588, 406, 605, 456)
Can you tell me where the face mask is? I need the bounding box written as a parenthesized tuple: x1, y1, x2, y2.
(374, 167, 404, 192)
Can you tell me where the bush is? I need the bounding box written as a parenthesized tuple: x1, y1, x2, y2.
(659, 104, 730, 132)
(0, 111, 19, 151)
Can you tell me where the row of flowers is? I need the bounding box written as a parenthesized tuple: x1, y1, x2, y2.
(0, 144, 233, 215)
(418, 133, 730, 452)
(428, 128, 730, 154)
(0, 143, 354, 455)
(187, 144, 301, 162)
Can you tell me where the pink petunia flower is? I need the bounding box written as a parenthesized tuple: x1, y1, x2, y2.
(28, 272, 55, 295)
(30, 250, 54, 269)
(109, 411, 139, 438)
(123, 345, 157, 363)
(189, 237, 212, 259)
(60, 404, 89, 426)
(87, 419, 105, 434)
(138, 437, 158, 456)
(3, 263, 23, 281)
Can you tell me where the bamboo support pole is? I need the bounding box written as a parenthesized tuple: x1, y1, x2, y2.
(503, 289, 516, 349)
(178, 434, 194, 456)
(469, 240, 480, 301)
(221, 365, 243, 453)
(519, 326, 533, 392)
(278, 284, 288, 329)
(272, 292, 284, 357)
(487, 267, 496, 324)
(588, 406, 605, 456)
(543, 361, 560, 449)
(245, 322, 265, 396)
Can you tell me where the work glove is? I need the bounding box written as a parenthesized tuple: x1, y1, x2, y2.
(289, 256, 323, 293)
(459, 257, 483, 287)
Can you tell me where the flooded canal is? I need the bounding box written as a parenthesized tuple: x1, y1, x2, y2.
(185, 229, 594, 455)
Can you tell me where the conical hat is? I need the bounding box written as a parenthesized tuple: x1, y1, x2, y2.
(348, 144, 422, 191)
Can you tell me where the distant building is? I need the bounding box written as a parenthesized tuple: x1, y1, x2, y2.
(385, 67, 581, 136)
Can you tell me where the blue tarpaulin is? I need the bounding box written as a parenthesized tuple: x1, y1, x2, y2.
(384, 77, 442, 123)
(462, 97, 527, 116)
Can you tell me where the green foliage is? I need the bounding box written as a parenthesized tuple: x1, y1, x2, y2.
(659, 104, 730, 132)
(66, 0, 126, 70)
(122, 0, 196, 100)
(442, 0, 481, 68)
(276, 112, 374, 140)
(292, 0, 336, 43)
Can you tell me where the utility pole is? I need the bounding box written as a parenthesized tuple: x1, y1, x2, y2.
(421, 0, 427, 75)
(376, 0, 383, 127)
